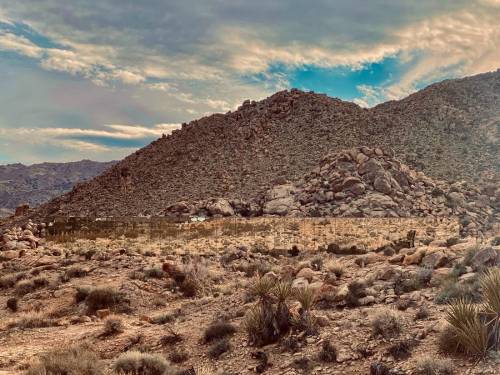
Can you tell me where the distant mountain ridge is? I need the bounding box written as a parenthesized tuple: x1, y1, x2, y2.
(0, 160, 116, 216)
(34, 69, 500, 218)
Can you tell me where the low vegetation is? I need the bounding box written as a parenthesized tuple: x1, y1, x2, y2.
(113, 351, 176, 375)
(26, 346, 104, 375)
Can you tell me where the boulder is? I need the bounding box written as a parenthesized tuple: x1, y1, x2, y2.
(470, 247, 499, 270)
(263, 196, 298, 216)
(373, 176, 392, 194)
(206, 198, 234, 217)
(420, 250, 448, 269)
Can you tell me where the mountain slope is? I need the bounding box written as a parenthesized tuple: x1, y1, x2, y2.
(37, 70, 500, 217)
(0, 160, 116, 216)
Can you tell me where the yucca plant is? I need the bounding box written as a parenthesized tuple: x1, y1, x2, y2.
(244, 304, 279, 346)
(250, 276, 275, 301)
(480, 268, 500, 351)
(294, 287, 316, 311)
(445, 298, 488, 356)
(272, 280, 292, 333)
(272, 280, 293, 303)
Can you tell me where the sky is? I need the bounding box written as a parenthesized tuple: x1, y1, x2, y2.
(0, 1, 499, 164)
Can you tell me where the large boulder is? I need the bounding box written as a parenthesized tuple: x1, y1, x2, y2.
(206, 198, 234, 217)
(263, 183, 299, 215)
(470, 247, 499, 270)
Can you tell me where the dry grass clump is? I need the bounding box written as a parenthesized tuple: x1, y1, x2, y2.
(414, 357, 454, 375)
(103, 316, 124, 336)
(168, 349, 189, 364)
(325, 260, 344, 278)
(61, 265, 88, 282)
(26, 346, 104, 375)
(15, 276, 50, 295)
(150, 311, 178, 325)
(203, 321, 236, 343)
(0, 272, 25, 289)
(144, 267, 165, 279)
(113, 351, 176, 375)
(8, 311, 56, 329)
(208, 338, 231, 359)
(371, 309, 403, 339)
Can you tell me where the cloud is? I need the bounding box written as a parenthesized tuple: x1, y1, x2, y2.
(0, 0, 499, 163)
(0, 31, 42, 57)
(10, 123, 181, 141)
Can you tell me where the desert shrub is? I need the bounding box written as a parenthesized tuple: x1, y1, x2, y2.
(415, 306, 430, 320)
(387, 338, 414, 359)
(6, 297, 18, 312)
(310, 256, 323, 271)
(445, 299, 488, 356)
(435, 276, 481, 304)
(416, 267, 433, 285)
(178, 275, 199, 297)
(371, 310, 403, 339)
(208, 338, 231, 359)
(415, 357, 454, 375)
(84, 287, 128, 313)
(168, 349, 188, 364)
(8, 311, 56, 329)
(345, 279, 367, 307)
(394, 269, 431, 295)
(26, 346, 104, 375)
(396, 299, 413, 311)
(75, 286, 92, 303)
(203, 321, 236, 343)
(103, 316, 124, 335)
(113, 351, 175, 375)
(144, 267, 165, 279)
(318, 340, 337, 362)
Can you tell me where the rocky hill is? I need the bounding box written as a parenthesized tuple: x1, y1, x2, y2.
(36, 70, 500, 218)
(0, 160, 116, 217)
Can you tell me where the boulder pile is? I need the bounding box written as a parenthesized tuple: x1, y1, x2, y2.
(262, 147, 498, 236)
(0, 220, 45, 251)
